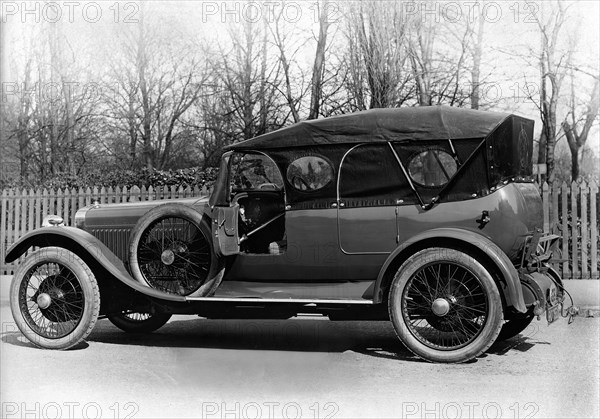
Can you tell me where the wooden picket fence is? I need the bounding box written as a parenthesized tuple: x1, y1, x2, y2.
(0, 184, 212, 274)
(540, 180, 599, 280)
(1, 182, 598, 278)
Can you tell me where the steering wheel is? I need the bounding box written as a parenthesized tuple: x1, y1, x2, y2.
(258, 183, 279, 191)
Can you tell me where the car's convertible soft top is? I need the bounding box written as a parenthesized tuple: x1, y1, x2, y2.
(222, 106, 535, 210)
(226, 106, 525, 149)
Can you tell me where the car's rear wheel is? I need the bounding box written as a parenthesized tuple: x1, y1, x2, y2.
(388, 247, 503, 363)
(108, 312, 172, 333)
(497, 314, 535, 341)
(129, 204, 224, 297)
(10, 247, 100, 349)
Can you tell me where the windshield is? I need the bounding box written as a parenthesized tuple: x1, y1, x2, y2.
(230, 152, 284, 193)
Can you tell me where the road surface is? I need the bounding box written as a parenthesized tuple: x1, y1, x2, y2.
(1, 283, 598, 418)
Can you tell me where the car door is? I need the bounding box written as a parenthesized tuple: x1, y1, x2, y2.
(213, 204, 240, 256)
(213, 151, 286, 258)
(337, 143, 415, 254)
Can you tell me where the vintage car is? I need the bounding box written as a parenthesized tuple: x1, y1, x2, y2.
(5, 106, 572, 363)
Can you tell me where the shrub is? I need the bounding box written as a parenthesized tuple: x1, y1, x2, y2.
(0, 167, 219, 191)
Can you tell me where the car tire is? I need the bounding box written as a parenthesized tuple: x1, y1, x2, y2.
(388, 247, 504, 363)
(10, 247, 100, 350)
(497, 314, 535, 341)
(129, 203, 224, 297)
(108, 312, 172, 333)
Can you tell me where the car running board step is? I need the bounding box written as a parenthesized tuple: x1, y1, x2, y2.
(184, 297, 374, 304)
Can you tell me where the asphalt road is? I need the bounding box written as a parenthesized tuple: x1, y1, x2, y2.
(0, 287, 598, 418)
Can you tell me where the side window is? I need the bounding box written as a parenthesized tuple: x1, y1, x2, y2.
(407, 149, 457, 187)
(230, 153, 284, 192)
(339, 144, 414, 207)
(286, 156, 334, 192)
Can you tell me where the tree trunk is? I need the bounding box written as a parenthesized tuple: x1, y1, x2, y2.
(545, 102, 557, 184)
(563, 78, 599, 181)
(308, 0, 329, 120)
(537, 130, 546, 165)
(570, 144, 579, 181)
(128, 93, 137, 167)
(242, 22, 254, 139)
(258, 20, 268, 134)
(137, 9, 153, 169)
(471, 14, 484, 109)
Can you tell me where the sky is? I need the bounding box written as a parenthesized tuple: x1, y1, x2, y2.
(1, 0, 599, 155)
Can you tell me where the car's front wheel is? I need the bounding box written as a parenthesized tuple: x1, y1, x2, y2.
(388, 247, 503, 363)
(10, 247, 100, 349)
(108, 312, 172, 333)
(129, 204, 224, 297)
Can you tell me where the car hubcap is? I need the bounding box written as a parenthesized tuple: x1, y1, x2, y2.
(36, 293, 52, 309)
(161, 249, 175, 265)
(431, 298, 450, 316)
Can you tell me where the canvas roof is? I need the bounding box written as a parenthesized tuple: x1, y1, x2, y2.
(225, 106, 515, 151)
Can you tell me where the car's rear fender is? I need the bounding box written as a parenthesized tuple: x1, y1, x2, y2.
(5, 227, 186, 303)
(373, 227, 527, 313)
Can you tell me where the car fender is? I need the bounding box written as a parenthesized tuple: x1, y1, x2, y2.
(373, 227, 526, 313)
(5, 226, 186, 302)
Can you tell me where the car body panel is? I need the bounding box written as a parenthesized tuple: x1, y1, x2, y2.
(338, 206, 398, 254)
(223, 208, 387, 282)
(373, 227, 526, 312)
(6, 227, 186, 302)
(214, 280, 373, 300)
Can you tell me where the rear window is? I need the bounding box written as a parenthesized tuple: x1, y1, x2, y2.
(408, 149, 457, 187)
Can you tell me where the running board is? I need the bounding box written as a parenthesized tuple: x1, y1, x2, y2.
(184, 297, 374, 304)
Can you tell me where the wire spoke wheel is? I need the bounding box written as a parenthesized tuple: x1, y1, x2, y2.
(108, 311, 172, 333)
(389, 248, 503, 363)
(137, 216, 210, 295)
(19, 262, 85, 339)
(402, 262, 489, 350)
(123, 313, 152, 322)
(10, 248, 100, 350)
(129, 204, 225, 297)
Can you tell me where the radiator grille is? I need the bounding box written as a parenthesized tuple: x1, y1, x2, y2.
(90, 228, 131, 262)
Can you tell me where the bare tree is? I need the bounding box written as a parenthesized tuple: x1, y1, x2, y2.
(308, 0, 331, 119)
(268, 2, 307, 123)
(407, 17, 434, 106)
(404, 7, 476, 107)
(104, 4, 208, 170)
(210, 18, 286, 144)
(470, 11, 485, 109)
(343, 1, 411, 109)
(562, 75, 599, 180)
(534, 0, 572, 183)
(3, 20, 103, 183)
